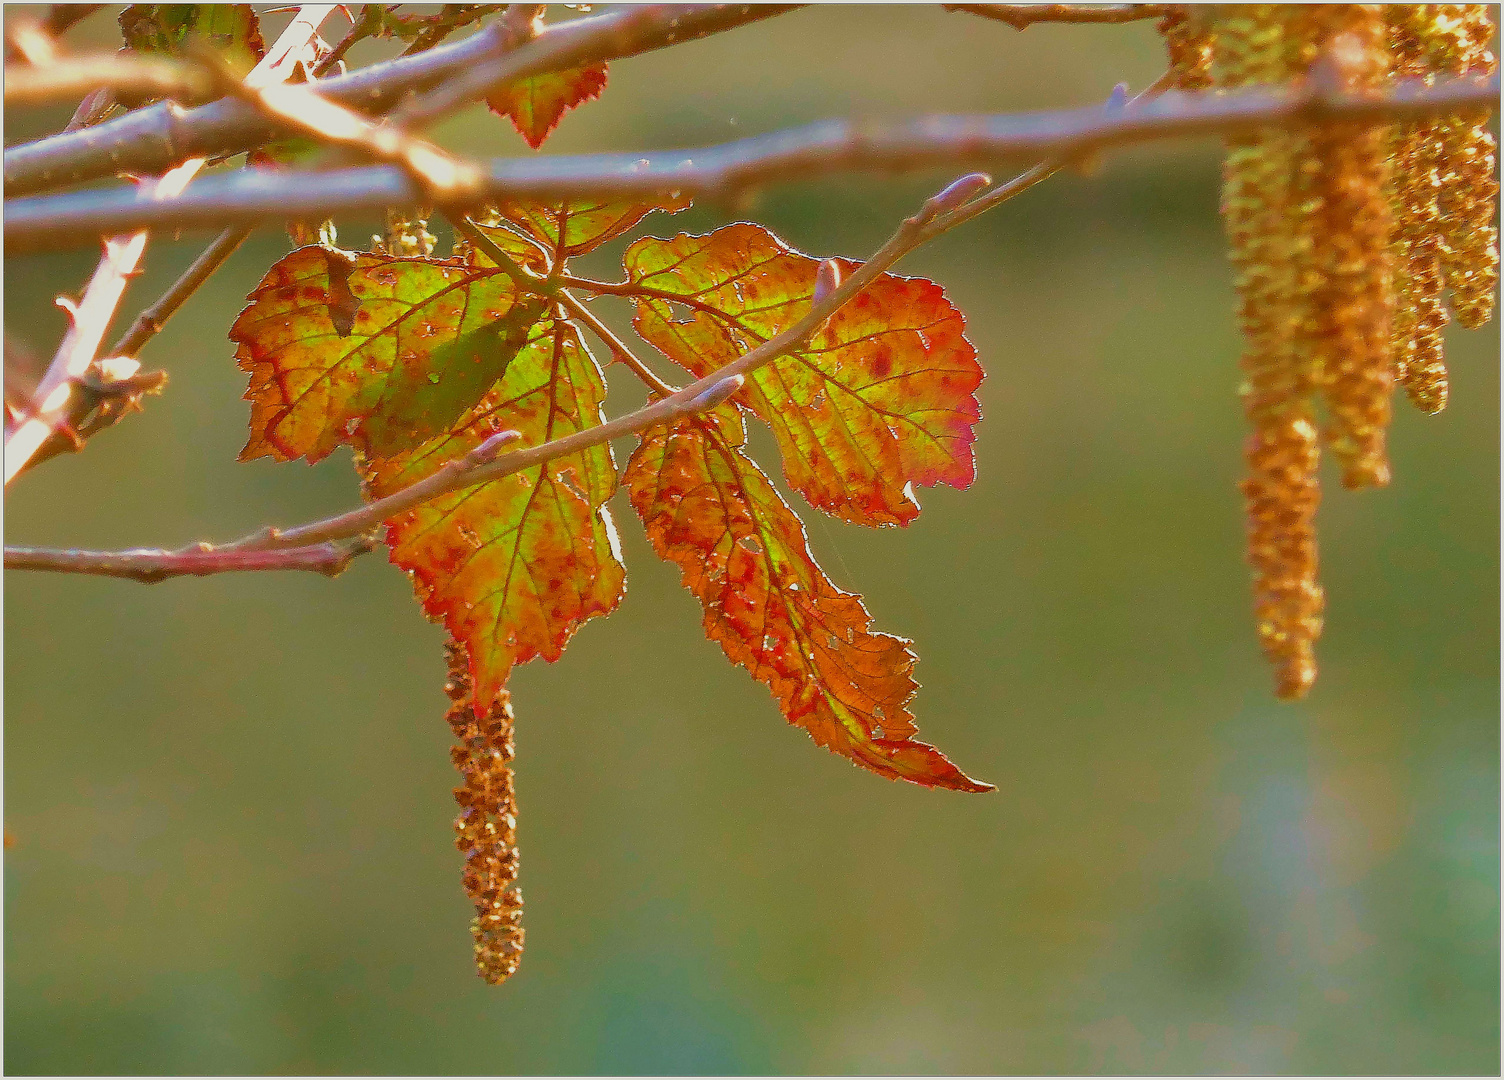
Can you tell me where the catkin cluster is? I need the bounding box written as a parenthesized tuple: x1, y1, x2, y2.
(1166, 5, 1498, 699)
(444, 640, 525, 985)
(375, 208, 437, 258)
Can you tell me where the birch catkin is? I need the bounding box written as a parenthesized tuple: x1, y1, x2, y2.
(1300, 5, 1397, 491)
(1214, 6, 1325, 700)
(444, 639, 525, 984)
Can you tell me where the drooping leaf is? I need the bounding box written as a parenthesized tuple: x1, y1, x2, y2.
(624, 410, 993, 792)
(622, 224, 985, 527)
(231, 246, 547, 462)
(488, 62, 608, 150)
(360, 315, 624, 710)
(120, 4, 264, 77)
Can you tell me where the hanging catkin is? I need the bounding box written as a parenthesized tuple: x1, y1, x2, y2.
(1432, 6, 1499, 329)
(1297, 6, 1397, 490)
(444, 639, 525, 984)
(1215, 6, 1325, 700)
(1158, 7, 1215, 90)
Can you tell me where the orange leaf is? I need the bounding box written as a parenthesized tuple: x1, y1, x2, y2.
(624, 410, 993, 792)
(360, 315, 623, 709)
(623, 224, 984, 527)
(488, 62, 608, 150)
(231, 246, 546, 462)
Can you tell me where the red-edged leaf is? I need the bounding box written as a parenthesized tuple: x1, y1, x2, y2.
(622, 224, 984, 527)
(231, 246, 546, 462)
(624, 410, 993, 792)
(484, 195, 691, 262)
(360, 315, 623, 709)
(488, 62, 608, 149)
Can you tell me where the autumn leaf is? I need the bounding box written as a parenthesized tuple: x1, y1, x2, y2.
(360, 315, 624, 710)
(622, 224, 984, 527)
(231, 246, 547, 462)
(488, 62, 608, 150)
(120, 4, 265, 78)
(625, 410, 993, 792)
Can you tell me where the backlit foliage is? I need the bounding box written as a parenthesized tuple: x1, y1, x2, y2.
(90, 3, 1494, 984)
(232, 168, 992, 973)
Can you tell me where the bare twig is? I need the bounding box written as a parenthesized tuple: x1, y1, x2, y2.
(2, 6, 337, 487)
(943, 4, 1171, 29)
(5, 52, 216, 106)
(29, 173, 990, 567)
(9, 71, 1495, 253)
(109, 226, 252, 358)
(399, 4, 510, 57)
(4, 5, 800, 197)
(13, 361, 170, 478)
(203, 51, 487, 203)
(554, 289, 678, 397)
(4, 535, 376, 583)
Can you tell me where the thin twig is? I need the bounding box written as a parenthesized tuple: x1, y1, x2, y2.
(928, 69, 1178, 236)
(554, 289, 678, 397)
(63, 88, 117, 132)
(449, 215, 546, 289)
(399, 4, 510, 57)
(311, 3, 379, 76)
(9, 71, 1495, 253)
(2, 6, 337, 487)
(201, 48, 487, 203)
(35, 173, 991, 565)
(109, 226, 252, 358)
(4, 535, 377, 583)
(4, 52, 215, 106)
(4, 5, 801, 197)
(943, 4, 1171, 29)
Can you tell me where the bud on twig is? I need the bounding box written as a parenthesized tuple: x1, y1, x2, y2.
(812, 258, 843, 306)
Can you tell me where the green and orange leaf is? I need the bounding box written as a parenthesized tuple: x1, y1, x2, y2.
(622, 224, 984, 527)
(120, 4, 265, 76)
(360, 315, 623, 709)
(231, 246, 546, 462)
(624, 410, 992, 792)
(488, 62, 608, 150)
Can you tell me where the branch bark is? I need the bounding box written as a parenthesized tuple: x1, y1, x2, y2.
(2, 6, 336, 487)
(7, 73, 1495, 254)
(3, 4, 801, 197)
(4, 536, 376, 583)
(7, 170, 994, 568)
(943, 4, 1171, 29)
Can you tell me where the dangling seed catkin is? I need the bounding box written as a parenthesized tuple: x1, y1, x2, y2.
(1215, 6, 1326, 700)
(1298, 6, 1397, 490)
(1433, 6, 1499, 329)
(1386, 7, 1451, 411)
(444, 639, 525, 984)
(1158, 7, 1215, 90)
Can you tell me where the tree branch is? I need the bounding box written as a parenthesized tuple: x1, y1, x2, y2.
(21, 171, 995, 567)
(4, 535, 376, 583)
(4, 52, 215, 107)
(554, 288, 679, 397)
(8, 72, 1495, 254)
(3, 4, 802, 197)
(943, 4, 1171, 29)
(2, 6, 337, 487)
(109, 226, 251, 358)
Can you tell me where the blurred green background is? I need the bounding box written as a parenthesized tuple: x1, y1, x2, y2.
(5, 6, 1499, 1074)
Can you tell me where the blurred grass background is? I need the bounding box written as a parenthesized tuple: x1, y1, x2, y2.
(4, 5, 1499, 1074)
